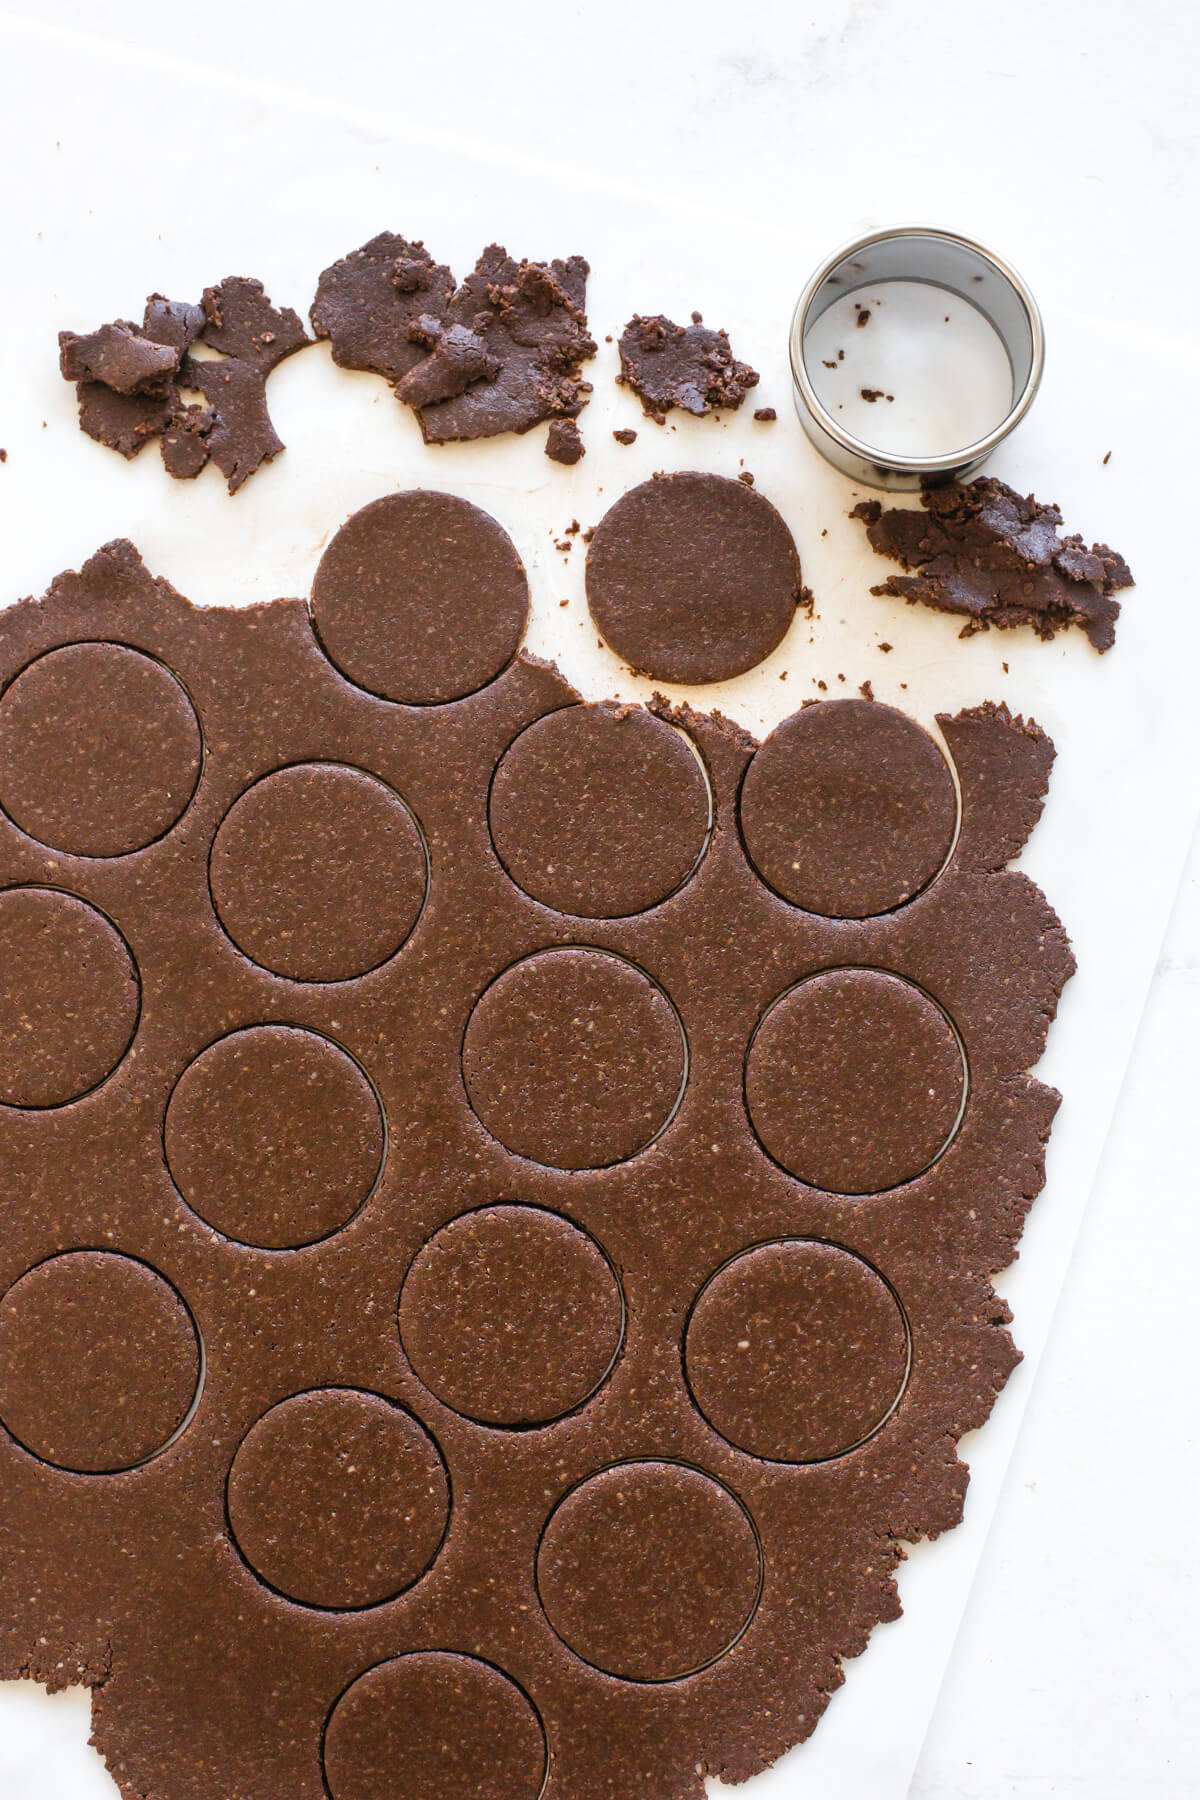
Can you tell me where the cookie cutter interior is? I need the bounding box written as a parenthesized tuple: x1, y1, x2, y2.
(790, 224, 1044, 491)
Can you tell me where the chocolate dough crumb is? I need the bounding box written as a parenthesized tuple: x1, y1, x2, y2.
(817, 678, 827, 690)
(861, 387, 885, 402)
(617, 313, 759, 423)
(879, 641, 893, 652)
(859, 680, 874, 700)
(753, 407, 777, 421)
(822, 360, 838, 370)
(1103, 450, 1112, 465)
(852, 478, 1133, 652)
(837, 348, 845, 361)
(737, 470, 755, 486)
(856, 308, 872, 328)
(60, 280, 308, 491)
(0, 450, 7, 463)
(546, 418, 585, 465)
(613, 428, 638, 445)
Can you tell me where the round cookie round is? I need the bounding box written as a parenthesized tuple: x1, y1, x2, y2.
(0, 887, 139, 1108)
(536, 1461, 761, 1682)
(685, 1240, 910, 1462)
(165, 1026, 384, 1248)
(740, 699, 957, 917)
(210, 763, 427, 982)
(461, 948, 685, 1170)
(745, 968, 965, 1194)
(227, 1389, 448, 1610)
(311, 491, 529, 705)
(323, 1652, 546, 1800)
(585, 472, 802, 684)
(0, 1251, 200, 1472)
(400, 1205, 624, 1425)
(0, 642, 202, 857)
(489, 704, 710, 916)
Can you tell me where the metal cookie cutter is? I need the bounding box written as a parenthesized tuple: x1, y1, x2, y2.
(789, 224, 1045, 491)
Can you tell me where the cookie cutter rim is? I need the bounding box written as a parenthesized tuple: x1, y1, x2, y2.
(789, 224, 1045, 491)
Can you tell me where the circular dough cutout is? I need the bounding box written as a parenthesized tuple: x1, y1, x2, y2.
(227, 1389, 448, 1609)
(461, 948, 685, 1170)
(210, 763, 427, 982)
(323, 1652, 546, 1800)
(400, 1205, 624, 1425)
(0, 887, 139, 1108)
(740, 700, 957, 917)
(685, 1240, 909, 1461)
(489, 704, 710, 917)
(0, 642, 201, 857)
(745, 968, 965, 1194)
(165, 1026, 384, 1248)
(311, 491, 529, 705)
(0, 1251, 200, 1472)
(537, 1460, 761, 1681)
(586, 473, 801, 684)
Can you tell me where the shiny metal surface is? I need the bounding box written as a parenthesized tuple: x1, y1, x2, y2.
(789, 224, 1045, 491)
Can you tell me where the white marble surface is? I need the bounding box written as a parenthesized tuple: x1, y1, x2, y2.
(0, 2, 1197, 1796)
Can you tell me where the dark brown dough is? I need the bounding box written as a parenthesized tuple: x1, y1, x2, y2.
(311, 236, 595, 458)
(323, 1653, 546, 1800)
(226, 1389, 448, 1609)
(310, 490, 529, 705)
(414, 248, 596, 452)
(76, 379, 174, 458)
(164, 1026, 384, 1248)
(852, 479, 1134, 652)
(61, 280, 308, 491)
(617, 313, 759, 422)
(311, 234, 456, 383)
(586, 472, 803, 683)
(739, 698, 957, 917)
(58, 322, 179, 394)
(399, 1205, 624, 1425)
(177, 354, 285, 493)
(0, 521, 1075, 1800)
(209, 762, 428, 981)
(745, 969, 965, 1194)
(198, 277, 309, 375)
(0, 641, 201, 856)
(461, 947, 685, 1169)
(488, 702, 710, 916)
(0, 1251, 198, 1472)
(0, 887, 139, 1107)
(685, 1241, 909, 1461)
(545, 417, 585, 464)
(537, 1461, 762, 1680)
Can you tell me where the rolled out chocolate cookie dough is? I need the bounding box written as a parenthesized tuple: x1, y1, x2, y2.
(0, 505, 1072, 1800)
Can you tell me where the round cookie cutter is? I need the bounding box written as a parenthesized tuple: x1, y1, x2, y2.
(789, 224, 1045, 491)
